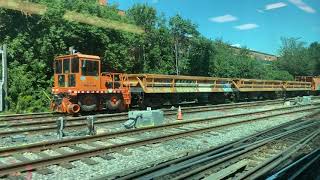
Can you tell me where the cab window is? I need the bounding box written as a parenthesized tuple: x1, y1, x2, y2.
(68, 74, 76, 87)
(58, 75, 65, 87)
(81, 60, 99, 76)
(54, 60, 62, 74)
(71, 58, 79, 73)
(63, 59, 70, 73)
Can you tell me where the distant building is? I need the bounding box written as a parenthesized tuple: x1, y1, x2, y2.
(117, 10, 125, 16)
(230, 46, 278, 61)
(99, 0, 107, 6)
(98, 0, 125, 16)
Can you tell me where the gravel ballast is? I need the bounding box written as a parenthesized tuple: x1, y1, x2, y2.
(11, 110, 312, 180)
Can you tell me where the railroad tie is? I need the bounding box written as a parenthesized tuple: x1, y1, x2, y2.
(204, 160, 248, 180)
(53, 148, 72, 155)
(85, 142, 106, 148)
(117, 149, 133, 156)
(98, 142, 116, 147)
(163, 129, 181, 134)
(33, 168, 54, 175)
(80, 158, 99, 165)
(11, 154, 32, 162)
(206, 131, 220, 136)
(53, 148, 79, 169)
(68, 145, 88, 151)
(0, 161, 25, 180)
(36, 152, 75, 169)
(35, 152, 51, 158)
(7, 175, 25, 180)
(175, 127, 193, 131)
(107, 138, 128, 144)
(54, 147, 98, 166)
(98, 154, 116, 160)
(118, 136, 140, 142)
(12, 154, 54, 175)
(68, 145, 99, 165)
(59, 162, 76, 169)
(0, 160, 6, 166)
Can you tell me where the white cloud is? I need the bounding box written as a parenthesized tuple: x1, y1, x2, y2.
(209, 14, 238, 23)
(231, 44, 241, 48)
(265, 2, 287, 10)
(289, 0, 316, 13)
(257, 9, 265, 13)
(152, 0, 159, 3)
(234, 23, 259, 30)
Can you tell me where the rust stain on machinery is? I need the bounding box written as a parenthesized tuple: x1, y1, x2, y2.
(50, 53, 320, 114)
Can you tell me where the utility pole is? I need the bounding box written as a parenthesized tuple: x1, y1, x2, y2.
(0, 44, 8, 111)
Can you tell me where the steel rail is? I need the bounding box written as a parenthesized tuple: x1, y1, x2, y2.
(0, 98, 288, 127)
(239, 129, 320, 179)
(170, 122, 320, 180)
(0, 101, 318, 137)
(0, 105, 319, 156)
(114, 116, 319, 180)
(266, 148, 320, 180)
(0, 112, 55, 121)
(0, 99, 282, 122)
(0, 112, 53, 118)
(0, 109, 319, 176)
(1, 96, 319, 122)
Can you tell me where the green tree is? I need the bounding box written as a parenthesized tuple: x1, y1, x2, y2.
(188, 37, 214, 76)
(276, 37, 311, 76)
(0, 0, 134, 112)
(169, 14, 199, 74)
(0, 1, 312, 113)
(308, 42, 320, 75)
(127, 4, 157, 31)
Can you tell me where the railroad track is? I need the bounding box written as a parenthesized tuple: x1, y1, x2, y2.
(0, 98, 302, 137)
(1, 96, 319, 123)
(266, 148, 320, 179)
(0, 103, 319, 178)
(0, 100, 276, 121)
(116, 116, 320, 180)
(0, 98, 290, 125)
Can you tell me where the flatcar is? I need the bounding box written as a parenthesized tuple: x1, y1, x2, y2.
(50, 53, 320, 114)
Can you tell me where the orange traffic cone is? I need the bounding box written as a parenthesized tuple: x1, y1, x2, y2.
(177, 106, 183, 120)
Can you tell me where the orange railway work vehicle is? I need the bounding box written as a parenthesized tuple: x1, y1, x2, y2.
(51, 53, 131, 114)
(51, 53, 320, 114)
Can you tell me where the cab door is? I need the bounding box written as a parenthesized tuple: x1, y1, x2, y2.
(62, 58, 70, 87)
(54, 59, 65, 88)
(69, 57, 79, 87)
(55, 57, 78, 89)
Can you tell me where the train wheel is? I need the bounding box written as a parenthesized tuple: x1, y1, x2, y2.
(106, 95, 123, 111)
(79, 95, 97, 112)
(118, 101, 127, 112)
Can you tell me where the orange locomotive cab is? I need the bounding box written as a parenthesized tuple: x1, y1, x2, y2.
(51, 53, 131, 114)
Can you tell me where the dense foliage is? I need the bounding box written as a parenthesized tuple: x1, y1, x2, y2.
(0, 1, 319, 113)
(276, 38, 320, 76)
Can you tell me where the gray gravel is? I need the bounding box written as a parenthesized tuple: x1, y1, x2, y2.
(0, 102, 296, 148)
(0, 100, 318, 180)
(21, 111, 312, 180)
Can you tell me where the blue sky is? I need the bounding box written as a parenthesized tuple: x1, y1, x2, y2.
(108, 0, 319, 55)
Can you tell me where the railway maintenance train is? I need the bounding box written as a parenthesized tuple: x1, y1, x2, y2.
(50, 53, 320, 114)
